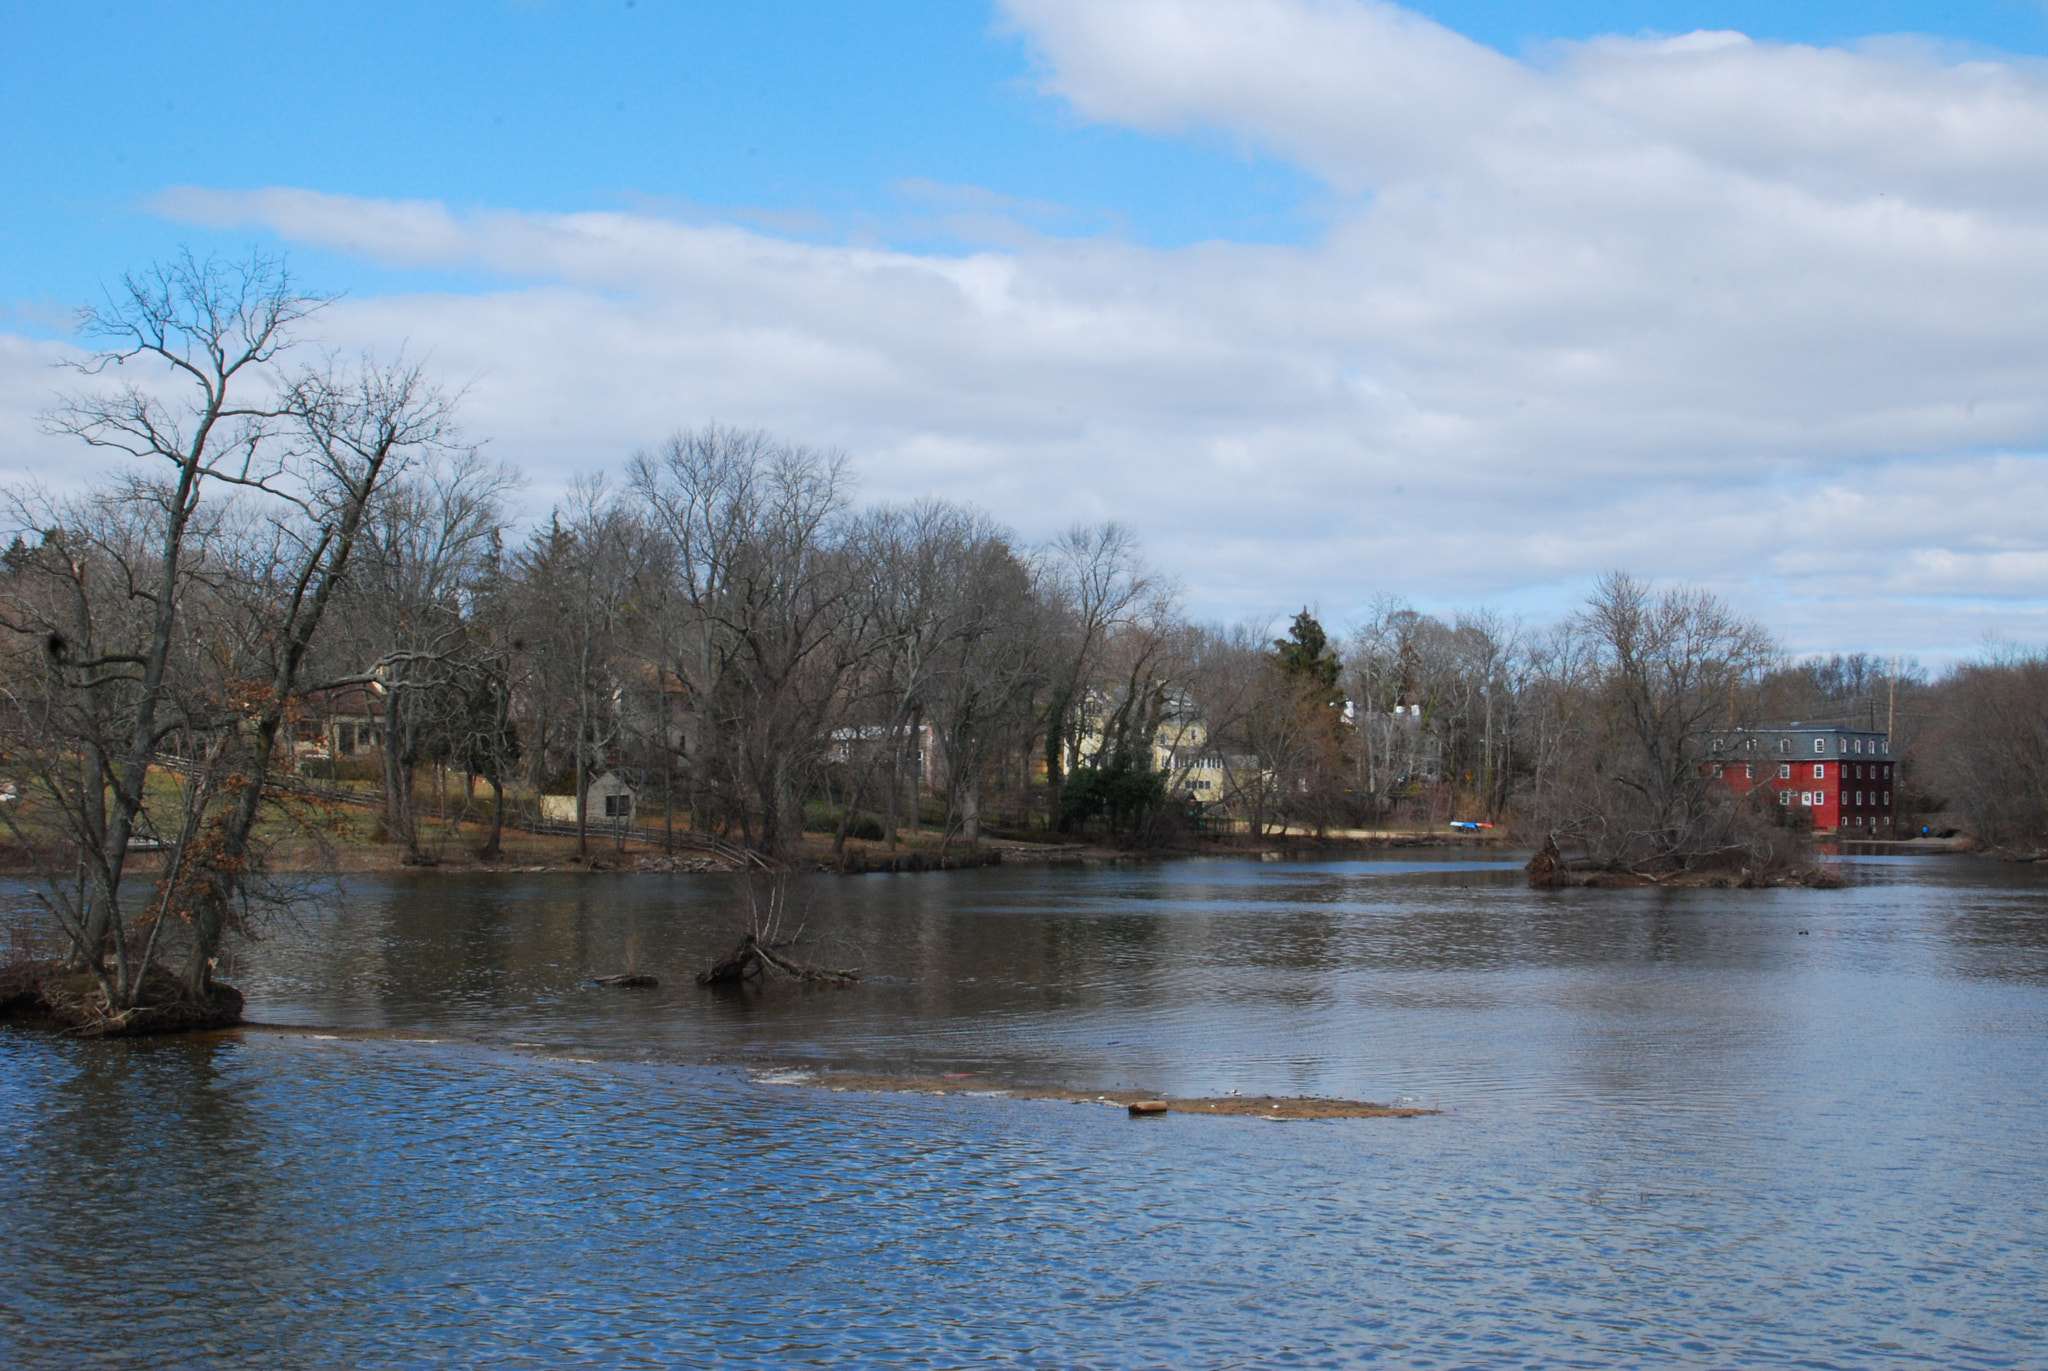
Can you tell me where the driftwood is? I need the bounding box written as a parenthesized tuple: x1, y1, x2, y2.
(591, 973, 659, 988)
(697, 933, 859, 986)
(696, 872, 861, 987)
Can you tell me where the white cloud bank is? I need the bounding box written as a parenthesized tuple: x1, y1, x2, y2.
(16, 0, 2048, 655)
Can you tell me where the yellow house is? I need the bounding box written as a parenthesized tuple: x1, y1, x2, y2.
(1071, 690, 1261, 808)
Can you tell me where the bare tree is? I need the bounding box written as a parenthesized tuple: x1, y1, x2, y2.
(334, 450, 515, 861)
(630, 426, 872, 861)
(1523, 573, 1780, 872)
(1, 248, 461, 1025)
(825, 500, 1040, 852)
(920, 521, 1046, 847)
(1917, 650, 2048, 848)
(166, 351, 462, 997)
(513, 478, 643, 857)
(1035, 523, 1159, 830)
(10, 252, 323, 999)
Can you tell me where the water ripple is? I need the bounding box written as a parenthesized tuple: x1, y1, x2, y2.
(2, 853, 2045, 1367)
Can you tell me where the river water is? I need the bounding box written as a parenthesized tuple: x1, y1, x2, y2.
(3, 852, 2045, 1368)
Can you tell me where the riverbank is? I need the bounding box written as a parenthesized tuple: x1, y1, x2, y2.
(0, 822, 1512, 878)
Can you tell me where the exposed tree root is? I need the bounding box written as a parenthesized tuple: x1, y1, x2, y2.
(697, 933, 859, 986)
(1526, 835, 1569, 889)
(697, 874, 861, 987)
(0, 959, 244, 1036)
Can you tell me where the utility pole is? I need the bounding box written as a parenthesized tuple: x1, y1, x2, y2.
(1887, 655, 1898, 739)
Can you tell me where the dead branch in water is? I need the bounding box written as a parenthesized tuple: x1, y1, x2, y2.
(696, 874, 860, 986)
(696, 933, 859, 986)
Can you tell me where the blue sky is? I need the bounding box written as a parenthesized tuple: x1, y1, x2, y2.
(8, 0, 2044, 305)
(7, 0, 2048, 655)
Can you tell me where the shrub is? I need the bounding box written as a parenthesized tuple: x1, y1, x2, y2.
(802, 802, 887, 840)
(1060, 763, 1167, 836)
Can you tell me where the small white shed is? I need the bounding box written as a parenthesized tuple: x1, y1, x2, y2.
(541, 771, 637, 824)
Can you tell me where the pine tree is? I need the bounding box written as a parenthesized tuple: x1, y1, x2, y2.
(1272, 609, 1342, 703)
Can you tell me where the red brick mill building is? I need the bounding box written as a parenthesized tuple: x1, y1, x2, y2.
(1707, 725, 1896, 835)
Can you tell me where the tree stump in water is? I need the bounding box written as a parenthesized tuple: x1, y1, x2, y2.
(1526, 834, 1569, 889)
(696, 934, 859, 986)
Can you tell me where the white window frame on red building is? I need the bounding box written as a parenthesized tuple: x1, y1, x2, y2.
(1707, 723, 1896, 836)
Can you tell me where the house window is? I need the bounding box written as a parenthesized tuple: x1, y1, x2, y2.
(1779, 790, 1791, 805)
(1813, 764, 1825, 779)
(1883, 791, 1890, 805)
(1779, 739, 1791, 754)
(1778, 764, 1791, 780)
(1814, 739, 1826, 753)
(1744, 764, 1754, 779)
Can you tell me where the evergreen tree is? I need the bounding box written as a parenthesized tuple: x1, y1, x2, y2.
(1272, 609, 1342, 702)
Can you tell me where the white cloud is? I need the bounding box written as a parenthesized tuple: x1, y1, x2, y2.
(10, 0, 2048, 657)
(0, 334, 82, 488)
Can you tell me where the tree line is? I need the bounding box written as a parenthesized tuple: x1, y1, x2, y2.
(5, 252, 2046, 1021)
